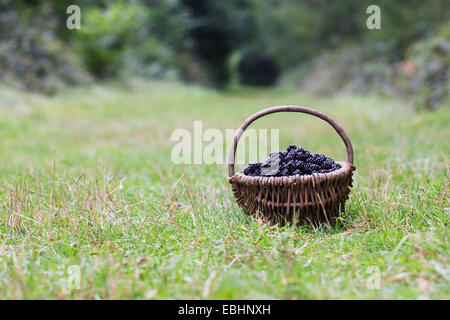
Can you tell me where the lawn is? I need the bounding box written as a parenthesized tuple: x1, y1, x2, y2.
(0, 80, 448, 299)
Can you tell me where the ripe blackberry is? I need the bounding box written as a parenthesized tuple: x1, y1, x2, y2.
(242, 145, 341, 177)
(331, 163, 341, 170)
(294, 148, 310, 161)
(287, 144, 297, 152)
(287, 160, 296, 171)
(321, 158, 334, 170)
(304, 163, 319, 174)
(243, 162, 261, 176)
(311, 153, 327, 165)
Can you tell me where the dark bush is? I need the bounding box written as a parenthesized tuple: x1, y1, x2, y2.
(181, 0, 255, 87)
(238, 51, 280, 86)
(0, 5, 89, 94)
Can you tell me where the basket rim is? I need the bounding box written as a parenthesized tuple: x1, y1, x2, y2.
(229, 161, 355, 185)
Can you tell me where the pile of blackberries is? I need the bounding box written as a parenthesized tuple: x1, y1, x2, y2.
(243, 145, 341, 177)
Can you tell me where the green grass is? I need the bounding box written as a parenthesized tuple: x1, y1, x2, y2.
(0, 79, 448, 299)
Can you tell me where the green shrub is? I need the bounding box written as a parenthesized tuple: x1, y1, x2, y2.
(405, 23, 450, 110)
(0, 4, 89, 94)
(72, 1, 148, 78)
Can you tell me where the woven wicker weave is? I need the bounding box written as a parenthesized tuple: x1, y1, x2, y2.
(228, 106, 355, 225)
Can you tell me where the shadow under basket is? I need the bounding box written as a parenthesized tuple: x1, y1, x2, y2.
(228, 105, 356, 225)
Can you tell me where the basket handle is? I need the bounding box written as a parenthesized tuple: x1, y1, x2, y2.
(228, 105, 354, 177)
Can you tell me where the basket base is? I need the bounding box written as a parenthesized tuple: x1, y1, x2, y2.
(240, 199, 347, 226)
(229, 162, 355, 226)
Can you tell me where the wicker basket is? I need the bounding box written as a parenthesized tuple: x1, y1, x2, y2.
(228, 105, 355, 225)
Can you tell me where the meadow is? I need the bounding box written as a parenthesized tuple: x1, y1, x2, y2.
(0, 80, 448, 299)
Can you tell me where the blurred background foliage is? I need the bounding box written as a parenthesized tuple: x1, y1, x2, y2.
(0, 0, 449, 109)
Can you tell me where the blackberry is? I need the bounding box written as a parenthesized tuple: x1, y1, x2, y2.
(242, 146, 341, 177)
(332, 163, 341, 170)
(294, 148, 310, 161)
(287, 160, 296, 171)
(309, 153, 326, 165)
(287, 144, 297, 152)
(294, 159, 303, 168)
(243, 162, 261, 176)
(304, 163, 319, 174)
(321, 158, 334, 170)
